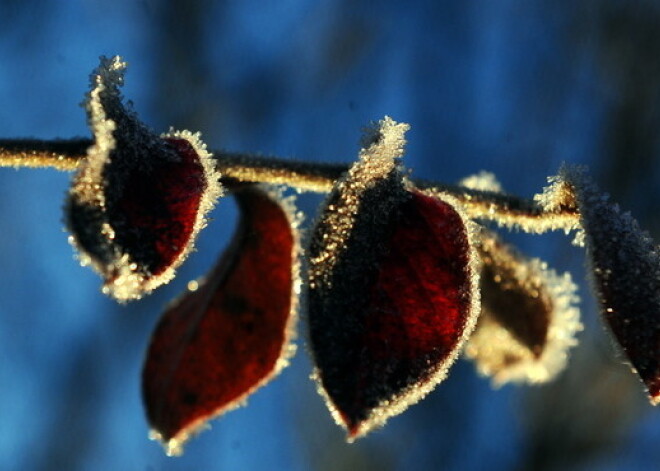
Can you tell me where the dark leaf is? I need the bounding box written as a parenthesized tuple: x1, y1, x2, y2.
(562, 167, 660, 405)
(308, 117, 478, 440)
(66, 56, 221, 301)
(142, 186, 299, 455)
(465, 230, 581, 385)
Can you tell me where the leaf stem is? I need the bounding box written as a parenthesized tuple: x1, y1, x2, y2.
(0, 138, 579, 232)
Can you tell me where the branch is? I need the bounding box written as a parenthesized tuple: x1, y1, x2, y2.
(0, 138, 579, 232)
(0, 138, 89, 170)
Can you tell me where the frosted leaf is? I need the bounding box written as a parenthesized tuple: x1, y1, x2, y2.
(465, 231, 582, 385)
(142, 186, 301, 455)
(66, 56, 221, 301)
(308, 117, 479, 440)
(563, 166, 660, 404)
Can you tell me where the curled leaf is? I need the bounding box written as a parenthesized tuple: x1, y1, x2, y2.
(308, 117, 479, 440)
(142, 186, 300, 455)
(66, 56, 221, 301)
(465, 230, 582, 385)
(560, 166, 660, 404)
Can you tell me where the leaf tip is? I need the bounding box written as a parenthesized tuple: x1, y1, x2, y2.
(148, 425, 206, 457)
(650, 392, 660, 406)
(359, 116, 410, 160)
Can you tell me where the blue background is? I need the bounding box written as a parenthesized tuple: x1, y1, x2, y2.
(1, 1, 660, 470)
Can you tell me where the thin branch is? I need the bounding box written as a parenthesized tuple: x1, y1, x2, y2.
(0, 138, 579, 232)
(0, 138, 89, 171)
(217, 151, 347, 192)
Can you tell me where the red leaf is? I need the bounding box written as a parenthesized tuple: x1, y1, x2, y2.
(142, 186, 299, 455)
(308, 117, 478, 439)
(67, 57, 221, 300)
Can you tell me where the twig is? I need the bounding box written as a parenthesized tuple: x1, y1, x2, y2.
(0, 138, 579, 232)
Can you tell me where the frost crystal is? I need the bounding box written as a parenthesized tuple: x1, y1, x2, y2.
(459, 171, 503, 193)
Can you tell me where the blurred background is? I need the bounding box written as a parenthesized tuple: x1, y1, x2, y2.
(1, 1, 660, 470)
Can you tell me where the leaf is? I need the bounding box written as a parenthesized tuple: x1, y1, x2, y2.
(561, 166, 660, 405)
(465, 230, 582, 385)
(308, 117, 479, 440)
(66, 56, 221, 301)
(141, 186, 300, 455)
